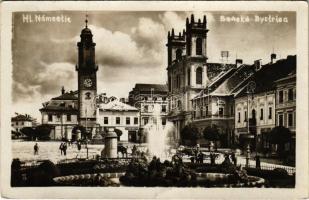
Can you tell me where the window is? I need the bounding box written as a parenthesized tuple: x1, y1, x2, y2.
(134, 117, 138, 125)
(288, 113, 293, 127)
(187, 69, 191, 86)
(168, 76, 172, 92)
(260, 108, 264, 120)
(144, 105, 149, 112)
(162, 105, 167, 113)
(67, 114, 71, 122)
(104, 117, 108, 125)
(238, 112, 241, 123)
(244, 111, 247, 122)
(48, 114, 52, 122)
(162, 97, 166, 101)
(56, 115, 61, 122)
(177, 75, 181, 88)
(219, 107, 224, 116)
(21, 122, 24, 125)
(116, 117, 121, 125)
(288, 89, 294, 101)
(230, 105, 234, 115)
(206, 106, 209, 116)
(126, 117, 130, 125)
(196, 37, 203, 55)
(268, 107, 272, 119)
(278, 114, 284, 126)
(196, 67, 203, 84)
(143, 117, 149, 125)
(279, 90, 284, 103)
(162, 118, 166, 125)
(176, 49, 182, 60)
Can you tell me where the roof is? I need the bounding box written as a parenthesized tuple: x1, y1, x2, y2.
(52, 91, 78, 100)
(132, 83, 168, 93)
(207, 63, 236, 81)
(210, 64, 256, 96)
(40, 91, 78, 112)
(235, 55, 296, 98)
(11, 114, 33, 122)
(99, 100, 138, 112)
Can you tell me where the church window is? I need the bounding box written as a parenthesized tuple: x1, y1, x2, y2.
(168, 76, 172, 91)
(176, 49, 182, 60)
(196, 67, 203, 84)
(196, 38, 203, 55)
(187, 69, 191, 86)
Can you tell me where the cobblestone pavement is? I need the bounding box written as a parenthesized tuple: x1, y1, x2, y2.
(12, 140, 295, 173)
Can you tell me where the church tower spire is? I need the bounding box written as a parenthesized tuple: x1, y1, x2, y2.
(76, 14, 98, 133)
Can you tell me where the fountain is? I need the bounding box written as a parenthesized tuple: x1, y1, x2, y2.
(144, 104, 175, 160)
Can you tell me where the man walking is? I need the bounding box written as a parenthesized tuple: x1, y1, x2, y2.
(59, 143, 64, 155)
(34, 143, 39, 155)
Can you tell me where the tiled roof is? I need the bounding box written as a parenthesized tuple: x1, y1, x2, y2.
(207, 63, 236, 81)
(210, 64, 256, 95)
(133, 83, 168, 93)
(52, 91, 78, 100)
(99, 100, 138, 111)
(235, 55, 296, 98)
(11, 114, 33, 122)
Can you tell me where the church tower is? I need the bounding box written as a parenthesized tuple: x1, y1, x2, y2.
(76, 16, 98, 132)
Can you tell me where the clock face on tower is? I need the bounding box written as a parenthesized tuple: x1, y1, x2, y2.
(83, 78, 93, 88)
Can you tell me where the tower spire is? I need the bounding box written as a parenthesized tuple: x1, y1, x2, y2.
(85, 13, 88, 28)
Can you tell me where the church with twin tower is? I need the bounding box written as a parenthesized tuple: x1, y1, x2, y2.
(76, 18, 98, 134)
(167, 14, 209, 141)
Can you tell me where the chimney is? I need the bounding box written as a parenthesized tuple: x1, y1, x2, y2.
(254, 59, 262, 71)
(236, 59, 243, 68)
(61, 86, 65, 95)
(271, 53, 277, 64)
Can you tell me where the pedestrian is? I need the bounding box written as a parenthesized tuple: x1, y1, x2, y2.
(255, 155, 261, 169)
(59, 143, 64, 155)
(63, 143, 67, 156)
(77, 141, 81, 151)
(199, 152, 204, 163)
(34, 143, 39, 155)
(231, 152, 237, 166)
(190, 156, 195, 163)
(210, 153, 216, 165)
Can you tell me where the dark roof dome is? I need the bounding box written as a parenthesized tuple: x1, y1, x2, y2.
(81, 27, 92, 35)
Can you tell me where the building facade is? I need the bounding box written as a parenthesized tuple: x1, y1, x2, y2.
(166, 14, 236, 143)
(128, 83, 169, 142)
(97, 100, 140, 142)
(234, 55, 296, 150)
(11, 114, 34, 133)
(40, 88, 79, 140)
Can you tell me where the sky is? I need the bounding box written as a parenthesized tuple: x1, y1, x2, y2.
(12, 11, 296, 121)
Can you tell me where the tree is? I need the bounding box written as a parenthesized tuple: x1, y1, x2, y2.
(180, 124, 200, 146)
(35, 124, 53, 140)
(20, 127, 36, 140)
(203, 126, 220, 141)
(115, 129, 123, 141)
(267, 126, 292, 157)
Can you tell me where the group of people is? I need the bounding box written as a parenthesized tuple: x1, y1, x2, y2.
(59, 142, 68, 156)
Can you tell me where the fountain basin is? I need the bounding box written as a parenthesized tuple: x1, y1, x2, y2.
(53, 172, 125, 186)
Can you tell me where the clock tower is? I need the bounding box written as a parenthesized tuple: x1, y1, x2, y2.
(76, 17, 98, 132)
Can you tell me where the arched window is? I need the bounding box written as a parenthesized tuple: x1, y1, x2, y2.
(196, 38, 203, 55)
(196, 67, 203, 84)
(187, 69, 191, 86)
(176, 49, 182, 60)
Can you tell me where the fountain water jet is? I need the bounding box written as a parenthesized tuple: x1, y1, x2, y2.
(144, 104, 175, 160)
